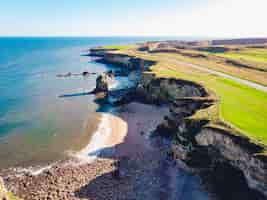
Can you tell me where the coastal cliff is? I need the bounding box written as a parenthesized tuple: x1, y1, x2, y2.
(92, 48, 267, 199)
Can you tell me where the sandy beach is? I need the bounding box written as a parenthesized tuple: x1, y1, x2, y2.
(3, 102, 212, 200)
(73, 113, 128, 164)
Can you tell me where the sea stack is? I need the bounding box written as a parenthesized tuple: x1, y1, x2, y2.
(95, 74, 109, 93)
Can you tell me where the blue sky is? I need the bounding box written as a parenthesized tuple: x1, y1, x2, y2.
(0, 0, 266, 37)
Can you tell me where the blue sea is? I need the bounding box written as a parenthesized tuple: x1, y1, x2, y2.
(0, 37, 187, 168)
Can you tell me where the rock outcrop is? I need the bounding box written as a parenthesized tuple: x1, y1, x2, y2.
(136, 73, 208, 104)
(196, 128, 267, 197)
(101, 52, 155, 71)
(89, 48, 267, 199)
(88, 47, 117, 57)
(94, 74, 109, 93)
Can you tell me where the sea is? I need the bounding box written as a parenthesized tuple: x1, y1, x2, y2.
(0, 36, 191, 169)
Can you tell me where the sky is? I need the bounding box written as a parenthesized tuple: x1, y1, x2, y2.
(0, 0, 267, 37)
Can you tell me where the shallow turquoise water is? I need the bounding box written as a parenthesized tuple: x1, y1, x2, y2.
(0, 37, 182, 168)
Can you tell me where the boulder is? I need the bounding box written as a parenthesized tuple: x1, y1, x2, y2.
(95, 74, 109, 93)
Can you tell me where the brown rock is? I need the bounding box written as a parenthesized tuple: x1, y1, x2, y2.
(95, 74, 109, 93)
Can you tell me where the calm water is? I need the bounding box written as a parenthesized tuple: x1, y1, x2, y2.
(0, 37, 184, 168)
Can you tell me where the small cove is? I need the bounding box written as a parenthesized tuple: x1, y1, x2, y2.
(0, 37, 171, 168)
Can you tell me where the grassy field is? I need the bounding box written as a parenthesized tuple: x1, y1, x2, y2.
(212, 48, 267, 64)
(115, 48, 267, 145)
(152, 52, 267, 86)
(150, 61, 267, 145)
(102, 44, 136, 50)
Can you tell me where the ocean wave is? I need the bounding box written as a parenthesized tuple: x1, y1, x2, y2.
(74, 113, 112, 164)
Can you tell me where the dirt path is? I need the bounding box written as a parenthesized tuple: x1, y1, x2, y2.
(129, 50, 267, 93)
(163, 57, 267, 93)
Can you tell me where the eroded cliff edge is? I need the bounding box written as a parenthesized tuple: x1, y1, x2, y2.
(90, 48, 267, 199)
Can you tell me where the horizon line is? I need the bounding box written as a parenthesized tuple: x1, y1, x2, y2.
(0, 35, 266, 38)
(1, 35, 267, 40)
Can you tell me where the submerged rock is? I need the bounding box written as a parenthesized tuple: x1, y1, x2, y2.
(56, 72, 72, 77)
(82, 71, 89, 76)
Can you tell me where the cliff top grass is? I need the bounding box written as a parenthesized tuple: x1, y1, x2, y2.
(150, 61, 267, 146)
(212, 47, 267, 65)
(101, 45, 267, 147)
(101, 44, 136, 50)
(152, 51, 267, 86)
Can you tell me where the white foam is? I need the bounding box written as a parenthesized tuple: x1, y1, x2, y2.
(73, 71, 135, 164)
(74, 113, 112, 164)
(109, 79, 120, 90)
(13, 164, 54, 176)
(30, 165, 53, 176)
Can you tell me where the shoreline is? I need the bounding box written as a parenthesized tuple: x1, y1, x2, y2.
(1, 43, 218, 199)
(4, 102, 213, 200)
(74, 112, 128, 164)
(0, 111, 128, 177)
(0, 62, 130, 176)
(1, 38, 267, 199)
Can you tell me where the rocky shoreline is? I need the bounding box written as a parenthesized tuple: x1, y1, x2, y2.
(88, 48, 267, 199)
(1, 102, 212, 200)
(1, 46, 267, 200)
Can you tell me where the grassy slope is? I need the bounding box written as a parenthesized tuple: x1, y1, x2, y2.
(213, 48, 267, 65)
(153, 52, 267, 86)
(102, 44, 136, 50)
(150, 61, 267, 145)
(112, 47, 267, 145)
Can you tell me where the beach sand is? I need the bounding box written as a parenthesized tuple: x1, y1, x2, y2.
(114, 102, 169, 157)
(3, 103, 212, 200)
(73, 113, 128, 164)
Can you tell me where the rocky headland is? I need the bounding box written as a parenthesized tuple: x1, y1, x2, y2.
(1, 45, 267, 200)
(89, 47, 267, 199)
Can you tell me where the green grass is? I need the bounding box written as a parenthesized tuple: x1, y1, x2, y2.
(213, 48, 267, 64)
(152, 52, 267, 86)
(102, 44, 135, 50)
(211, 78, 267, 143)
(150, 62, 267, 145)
(7, 192, 21, 200)
(120, 46, 267, 145)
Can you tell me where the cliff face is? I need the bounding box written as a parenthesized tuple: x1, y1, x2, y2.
(102, 52, 154, 71)
(138, 72, 267, 198)
(88, 48, 117, 57)
(90, 49, 267, 198)
(136, 73, 208, 104)
(196, 128, 267, 197)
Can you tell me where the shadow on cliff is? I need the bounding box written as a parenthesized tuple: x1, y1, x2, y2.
(58, 91, 94, 98)
(73, 133, 198, 200)
(74, 100, 267, 200)
(57, 69, 267, 200)
(71, 89, 182, 199)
